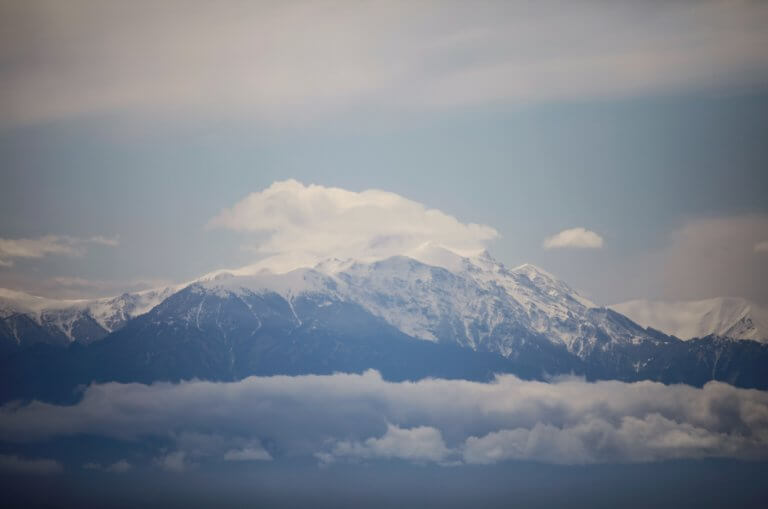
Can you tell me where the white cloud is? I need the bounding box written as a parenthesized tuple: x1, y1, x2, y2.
(0, 454, 62, 475)
(543, 228, 604, 250)
(208, 180, 498, 270)
(0, 235, 119, 267)
(755, 241, 768, 253)
(331, 424, 453, 464)
(2, 371, 768, 466)
(462, 414, 745, 465)
(3, 1, 768, 127)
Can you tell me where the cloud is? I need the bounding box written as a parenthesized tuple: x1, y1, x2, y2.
(223, 446, 273, 462)
(83, 459, 132, 473)
(3, 1, 768, 127)
(543, 228, 604, 250)
(87, 236, 120, 247)
(462, 415, 747, 465)
(0, 454, 63, 475)
(0, 236, 80, 266)
(2, 371, 768, 467)
(645, 215, 768, 303)
(154, 451, 190, 473)
(330, 424, 453, 464)
(755, 241, 768, 253)
(0, 235, 119, 267)
(43, 276, 173, 298)
(555, 214, 768, 306)
(208, 180, 498, 270)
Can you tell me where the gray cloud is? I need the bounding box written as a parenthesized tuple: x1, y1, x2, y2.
(0, 235, 119, 268)
(154, 451, 190, 473)
(573, 214, 768, 306)
(0, 454, 63, 475)
(223, 446, 273, 462)
(83, 459, 132, 473)
(2, 371, 767, 467)
(2, 1, 768, 127)
(645, 215, 768, 304)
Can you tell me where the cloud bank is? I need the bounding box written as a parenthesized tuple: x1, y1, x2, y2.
(543, 228, 604, 250)
(2, 371, 767, 468)
(209, 180, 498, 271)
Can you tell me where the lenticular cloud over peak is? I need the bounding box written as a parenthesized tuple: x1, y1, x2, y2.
(208, 180, 499, 270)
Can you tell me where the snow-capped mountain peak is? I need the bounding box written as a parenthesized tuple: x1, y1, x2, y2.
(2, 249, 657, 361)
(190, 250, 650, 360)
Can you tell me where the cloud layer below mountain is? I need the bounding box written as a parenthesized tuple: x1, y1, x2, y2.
(2, 371, 767, 468)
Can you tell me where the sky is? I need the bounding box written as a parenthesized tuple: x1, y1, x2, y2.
(1, 0, 768, 305)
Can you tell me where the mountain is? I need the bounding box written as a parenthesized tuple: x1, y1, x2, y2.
(0, 282, 570, 403)
(2, 248, 767, 402)
(0, 286, 178, 352)
(611, 297, 768, 342)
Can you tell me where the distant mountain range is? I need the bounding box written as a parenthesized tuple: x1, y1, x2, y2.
(2, 246, 767, 402)
(611, 297, 768, 343)
(0, 286, 177, 351)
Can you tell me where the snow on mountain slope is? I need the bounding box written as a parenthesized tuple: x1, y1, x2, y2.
(192, 247, 661, 360)
(610, 297, 768, 342)
(1, 246, 666, 359)
(0, 285, 179, 344)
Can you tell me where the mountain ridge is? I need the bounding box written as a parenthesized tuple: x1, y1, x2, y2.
(2, 249, 767, 401)
(611, 297, 768, 343)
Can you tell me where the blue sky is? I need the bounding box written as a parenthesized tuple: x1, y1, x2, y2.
(1, 0, 767, 304)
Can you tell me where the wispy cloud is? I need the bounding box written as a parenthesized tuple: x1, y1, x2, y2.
(88, 235, 120, 247)
(3, 1, 768, 127)
(0, 454, 62, 475)
(223, 445, 273, 462)
(755, 241, 768, 253)
(635, 215, 768, 303)
(83, 459, 132, 473)
(0, 235, 119, 267)
(543, 227, 604, 250)
(154, 451, 190, 473)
